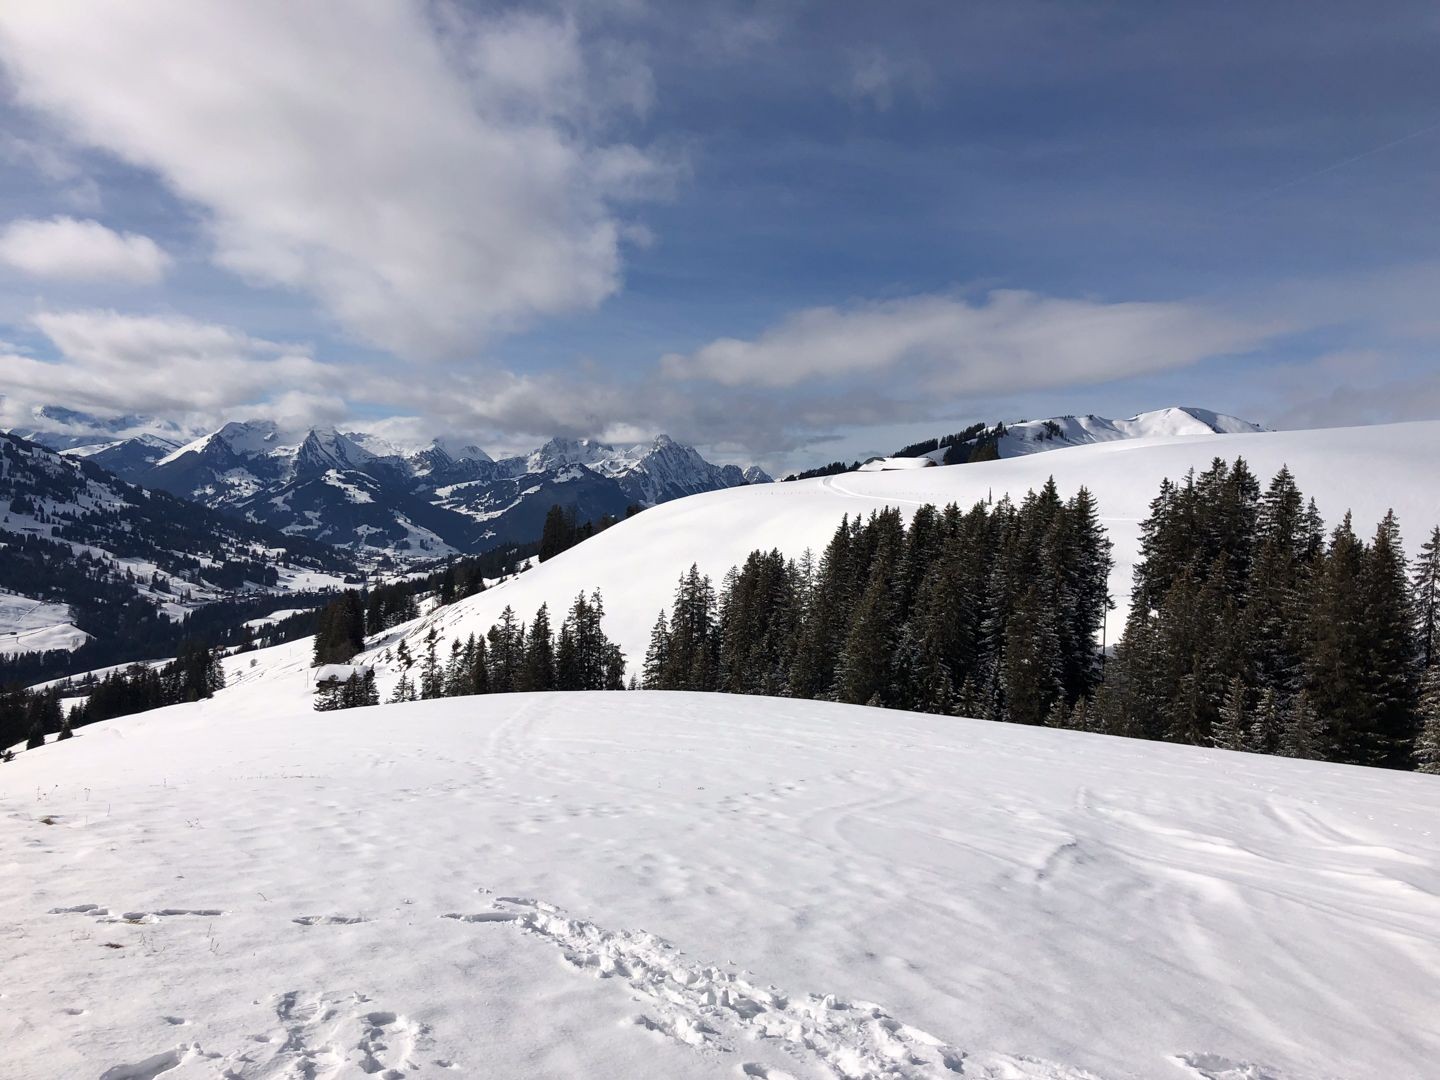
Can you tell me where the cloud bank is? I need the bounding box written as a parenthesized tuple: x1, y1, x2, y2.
(661, 290, 1279, 395)
(0, 2, 664, 355)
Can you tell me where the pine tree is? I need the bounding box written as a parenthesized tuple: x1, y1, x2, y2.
(523, 604, 556, 691)
(487, 607, 524, 693)
(1212, 675, 1248, 751)
(419, 629, 444, 700)
(999, 582, 1062, 725)
(1246, 687, 1282, 755)
(1412, 525, 1440, 670)
(1279, 690, 1324, 760)
(1359, 510, 1419, 768)
(642, 610, 670, 690)
(1413, 664, 1440, 774)
(1303, 513, 1369, 764)
(388, 672, 416, 704)
(835, 558, 895, 706)
(469, 633, 490, 695)
(1043, 698, 1070, 729)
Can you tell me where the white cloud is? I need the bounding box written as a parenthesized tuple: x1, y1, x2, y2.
(1, 309, 345, 428)
(0, 2, 664, 356)
(0, 216, 170, 283)
(661, 289, 1282, 393)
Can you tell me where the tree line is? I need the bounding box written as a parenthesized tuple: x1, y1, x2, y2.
(1, 639, 226, 757)
(537, 502, 644, 563)
(314, 589, 626, 711)
(1093, 458, 1440, 771)
(643, 480, 1112, 722)
(639, 459, 1440, 773)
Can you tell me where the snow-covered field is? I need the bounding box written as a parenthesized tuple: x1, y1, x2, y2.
(7, 418, 1440, 1079)
(380, 419, 1440, 682)
(0, 591, 90, 656)
(3, 685, 1437, 1080)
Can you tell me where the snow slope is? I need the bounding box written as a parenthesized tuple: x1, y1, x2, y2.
(920, 408, 1267, 463)
(3, 686, 1437, 1080)
(381, 419, 1440, 681)
(0, 592, 89, 656)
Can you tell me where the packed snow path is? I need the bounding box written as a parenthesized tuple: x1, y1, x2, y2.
(3, 691, 1438, 1078)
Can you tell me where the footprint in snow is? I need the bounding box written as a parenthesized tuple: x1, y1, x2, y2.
(292, 913, 368, 925)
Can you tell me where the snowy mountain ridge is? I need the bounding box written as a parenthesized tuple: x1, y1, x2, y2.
(0, 430, 354, 663)
(39, 419, 774, 559)
(915, 406, 1267, 463)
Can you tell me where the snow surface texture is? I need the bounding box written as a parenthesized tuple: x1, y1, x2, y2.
(3, 689, 1437, 1079)
(376, 419, 1440, 685)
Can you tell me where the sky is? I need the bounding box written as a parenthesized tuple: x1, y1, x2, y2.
(0, 1, 1437, 473)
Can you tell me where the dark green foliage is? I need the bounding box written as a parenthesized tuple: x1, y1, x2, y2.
(640, 482, 1112, 727)
(555, 591, 626, 691)
(312, 593, 366, 667)
(3, 640, 229, 750)
(537, 503, 635, 562)
(1414, 665, 1440, 774)
(1102, 457, 1432, 770)
(314, 667, 379, 711)
(781, 461, 861, 483)
(521, 604, 557, 691)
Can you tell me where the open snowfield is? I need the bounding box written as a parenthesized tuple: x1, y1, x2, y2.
(0, 592, 90, 657)
(382, 420, 1440, 681)
(4, 682, 1438, 1080)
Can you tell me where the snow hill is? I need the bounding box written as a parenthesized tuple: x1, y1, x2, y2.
(370, 419, 1440, 689)
(915, 407, 1266, 463)
(4, 682, 1436, 1079)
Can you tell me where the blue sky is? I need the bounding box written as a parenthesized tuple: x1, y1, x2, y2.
(0, 1, 1437, 471)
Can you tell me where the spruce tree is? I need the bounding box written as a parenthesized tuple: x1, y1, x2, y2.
(1279, 690, 1324, 760)
(523, 604, 557, 691)
(1359, 510, 1419, 768)
(1413, 526, 1440, 670)
(1213, 675, 1248, 751)
(835, 558, 896, 706)
(642, 610, 670, 690)
(1413, 663, 1440, 774)
(1247, 687, 1282, 755)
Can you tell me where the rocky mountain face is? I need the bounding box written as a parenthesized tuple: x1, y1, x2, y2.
(19, 415, 773, 559)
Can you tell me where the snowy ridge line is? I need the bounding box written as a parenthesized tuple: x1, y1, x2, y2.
(441, 892, 1101, 1080)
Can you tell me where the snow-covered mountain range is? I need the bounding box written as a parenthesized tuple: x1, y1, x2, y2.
(6, 409, 773, 559)
(0, 430, 354, 663)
